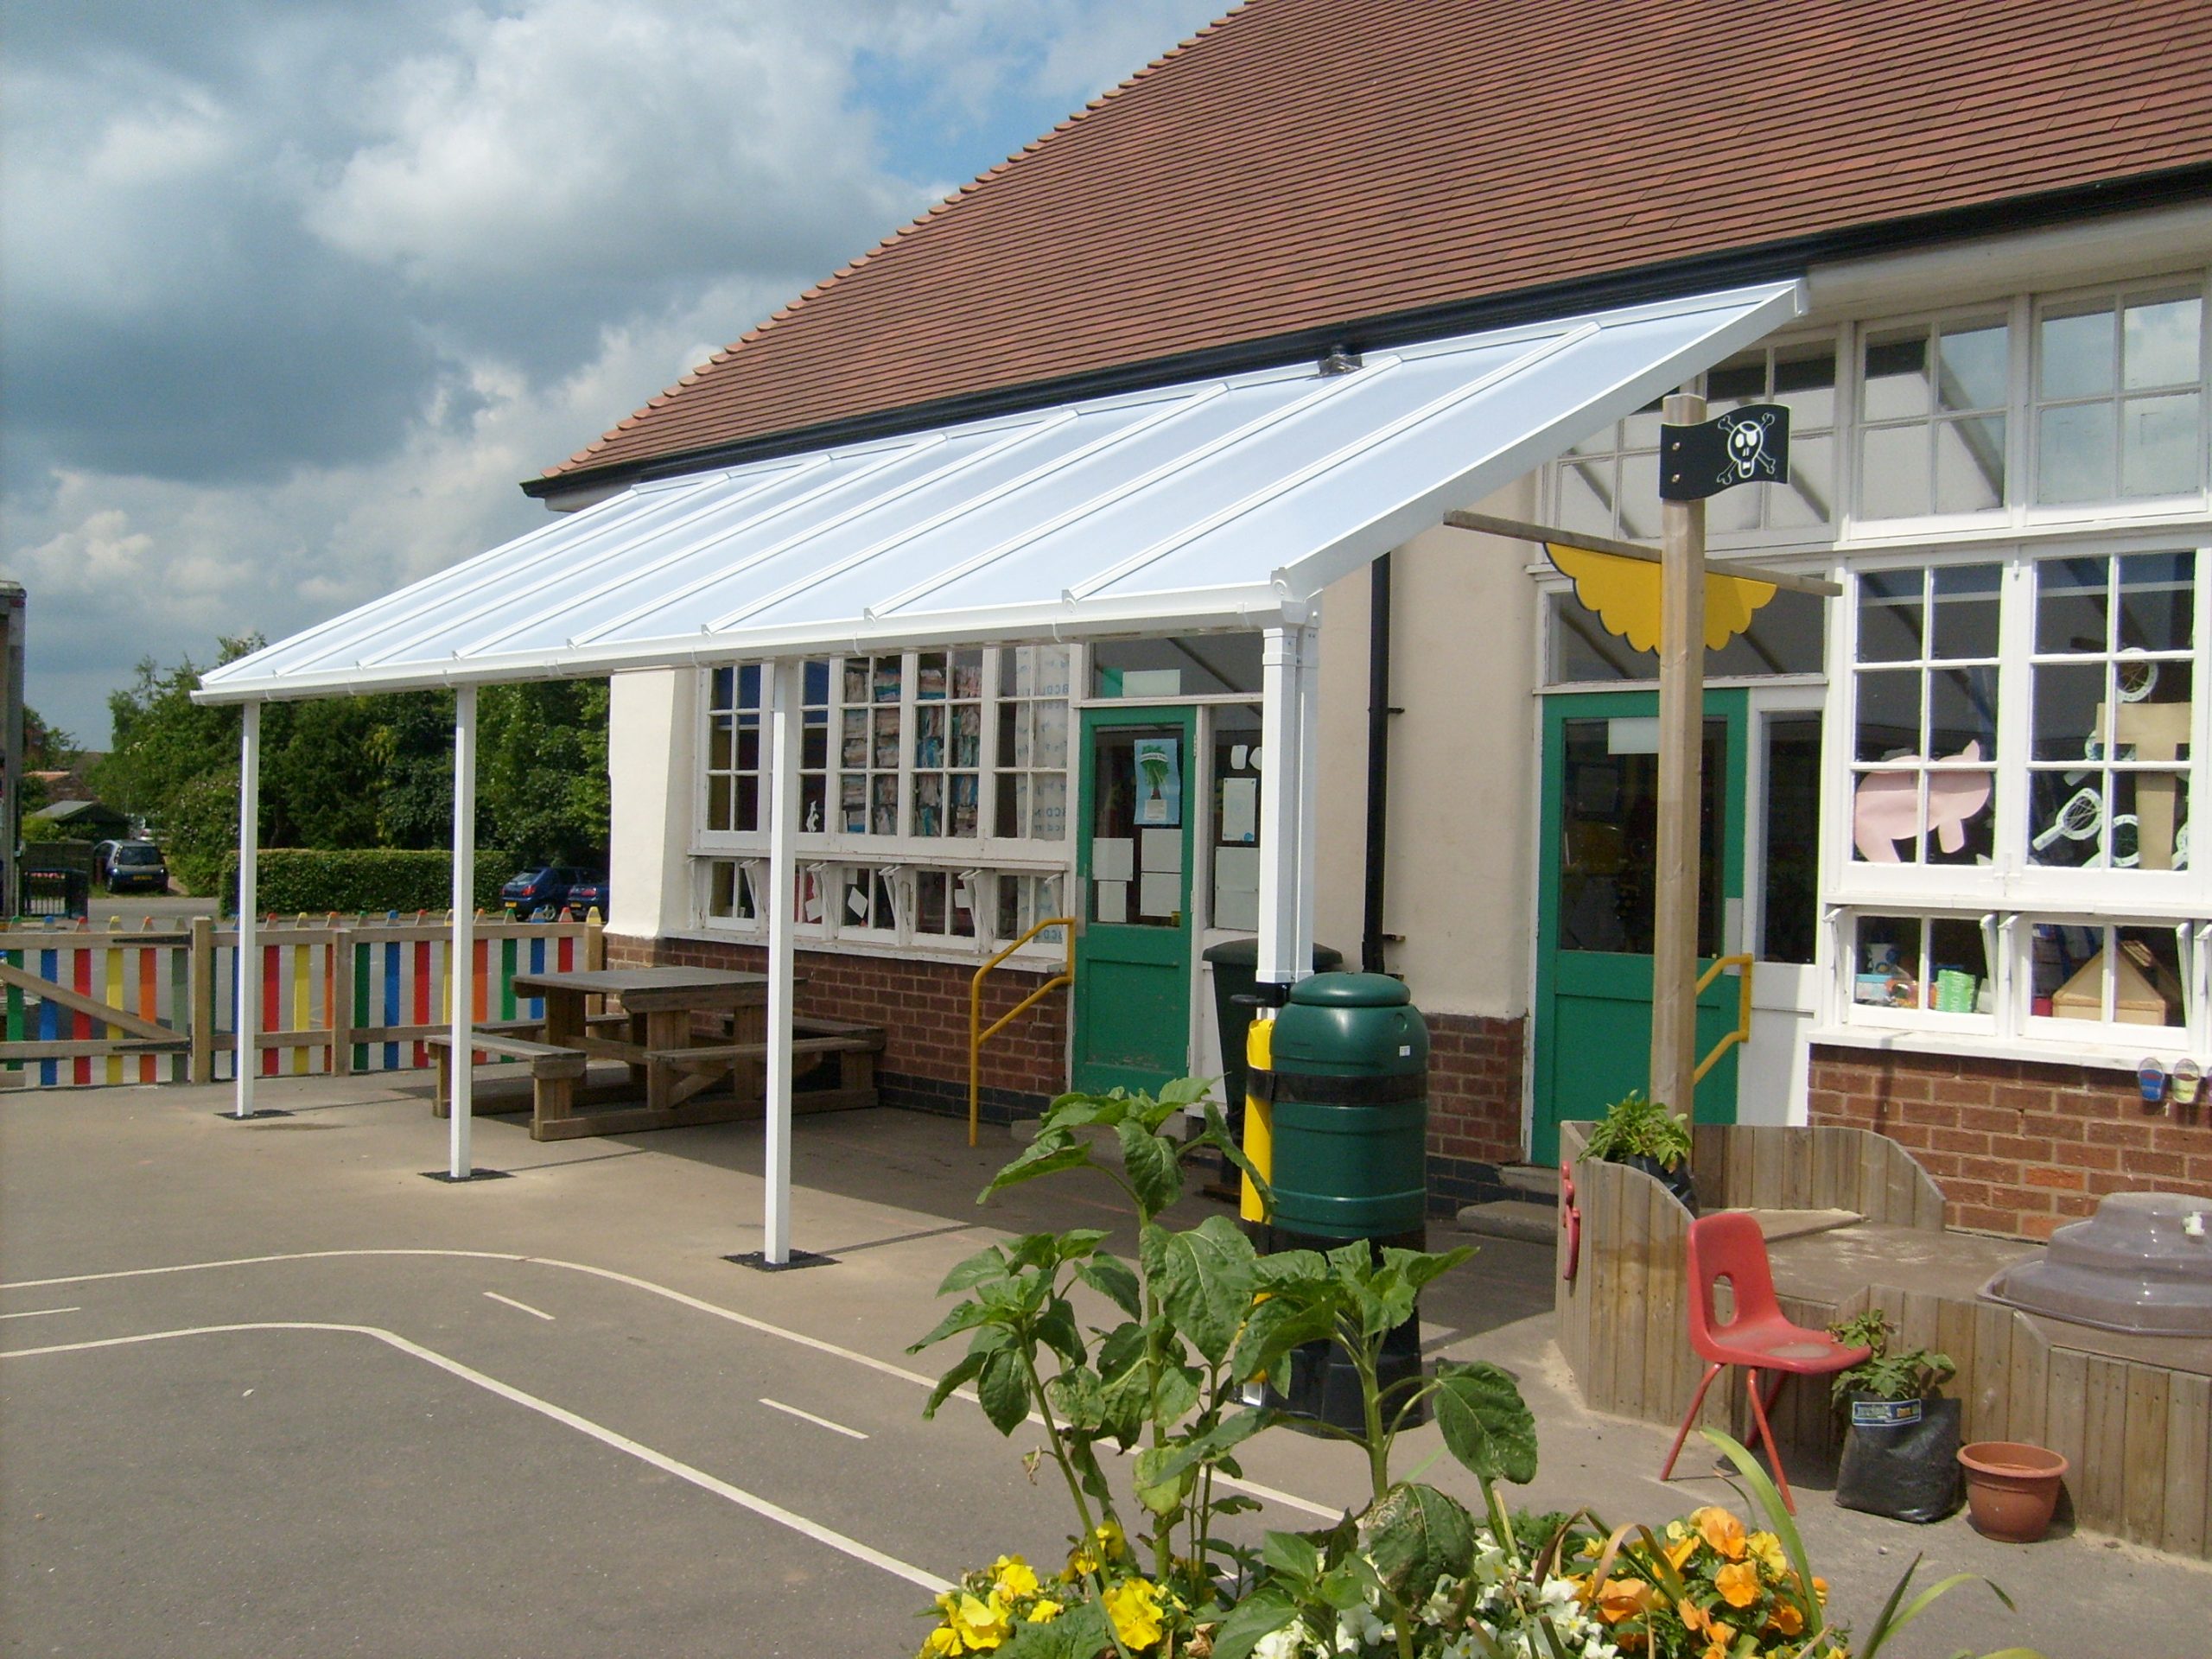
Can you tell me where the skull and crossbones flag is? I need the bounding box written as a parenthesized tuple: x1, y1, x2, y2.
(1660, 403, 1791, 500)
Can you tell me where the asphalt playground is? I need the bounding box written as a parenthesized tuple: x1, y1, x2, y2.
(2, 1074, 2203, 1657)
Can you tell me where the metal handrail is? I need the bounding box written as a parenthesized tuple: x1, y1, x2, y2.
(969, 918, 1076, 1147)
(1691, 953, 1755, 1084)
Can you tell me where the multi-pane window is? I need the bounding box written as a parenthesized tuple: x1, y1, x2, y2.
(995, 645, 1072, 841)
(2029, 553, 2195, 871)
(911, 650, 984, 839)
(1849, 564, 2000, 865)
(839, 656, 905, 836)
(1704, 341, 1839, 533)
(1847, 912, 1994, 1016)
(2035, 289, 2205, 503)
(913, 869, 977, 941)
(704, 665, 763, 832)
(995, 872, 1069, 945)
(2026, 921, 2188, 1031)
(1858, 315, 2011, 518)
(1555, 396, 1664, 542)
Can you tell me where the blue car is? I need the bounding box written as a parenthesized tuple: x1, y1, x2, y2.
(564, 875, 610, 917)
(500, 866, 590, 916)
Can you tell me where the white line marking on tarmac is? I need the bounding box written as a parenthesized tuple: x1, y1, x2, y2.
(0, 1322, 951, 1593)
(483, 1291, 555, 1320)
(0, 1306, 79, 1321)
(760, 1396, 868, 1440)
(0, 1248, 1338, 1519)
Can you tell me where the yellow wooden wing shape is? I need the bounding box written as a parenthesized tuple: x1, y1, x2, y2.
(1547, 542, 1777, 652)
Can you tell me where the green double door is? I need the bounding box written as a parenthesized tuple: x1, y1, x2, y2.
(1071, 706, 1196, 1096)
(1533, 689, 1747, 1164)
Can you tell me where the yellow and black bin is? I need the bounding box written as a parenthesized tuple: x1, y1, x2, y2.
(1237, 970, 1429, 1432)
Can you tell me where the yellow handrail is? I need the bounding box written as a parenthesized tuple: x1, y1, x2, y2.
(1691, 953, 1755, 1084)
(969, 917, 1076, 1147)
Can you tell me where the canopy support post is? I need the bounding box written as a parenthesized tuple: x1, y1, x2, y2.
(762, 658, 799, 1266)
(1257, 622, 1319, 991)
(232, 701, 261, 1119)
(1651, 391, 1707, 1122)
(447, 684, 480, 1179)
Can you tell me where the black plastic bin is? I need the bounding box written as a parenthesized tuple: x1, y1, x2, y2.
(1202, 938, 1343, 1115)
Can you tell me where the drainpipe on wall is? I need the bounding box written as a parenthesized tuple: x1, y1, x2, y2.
(1362, 552, 1397, 975)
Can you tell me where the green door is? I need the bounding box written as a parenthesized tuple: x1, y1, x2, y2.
(1071, 707, 1195, 1096)
(1533, 689, 1747, 1164)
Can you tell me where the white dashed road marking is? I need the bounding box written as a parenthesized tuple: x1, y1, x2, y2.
(0, 1306, 79, 1321)
(483, 1291, 555, 1320)
(760, 1396, 868, 1440)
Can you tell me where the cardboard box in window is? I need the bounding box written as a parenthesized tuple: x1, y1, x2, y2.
(2051, 943, 2182, 1026)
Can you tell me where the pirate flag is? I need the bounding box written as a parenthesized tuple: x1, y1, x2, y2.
(1661, 403, 1791, 501)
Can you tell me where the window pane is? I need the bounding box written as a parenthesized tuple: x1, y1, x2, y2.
(1863, 329, 1931, 420)
(1853, 916, 1923, 1003)
(1708, 474, 1762, 534)
(1929, 664, 1998, 757)
(1772, 341, 1837, 427)
(2116, 551, 2196, 652)
(1939, 320, 2010, 410)
(1928, 917, 1991, 1007)
(1855, 669, 1923, 760)
(1618, 450, 1662, 540)
(1859, 423, 1929, 518)
(1934, 415, 2005, 512)
(995, 773, 1027, 838)
(1706, 353, 1766, 410)
(2123, 295, 2202, 391)
(1758, 715, 1821, 965)
(1930, 563, 2001, 658)
(2037, 556, 2110, 653)
(1567, 420, 1616, 458)
(2116, 927, 2186, 1025)
(1033, 773, 1067, 840)
(1707, 588, 1827, 677)
(1857, 570, 1923, 663)
(2037, 402, 2115, 502)
(1558, 461, 1613, 536)
(2038, 304, 2114, 400)
(2125, 767, 2190, 872)
(2031, 661, 2109, 761)
(1621, 397, 1664, 451)
(710, 666, 734, 711)
(707, 777, 732, 833)
(2029, 772, 2107, 868)
(1926, 771, 1995, 864)
(2121, 391, 2202, 496)
(1770, 432, 1834, 529)
(2029, 922, 2101, 1015)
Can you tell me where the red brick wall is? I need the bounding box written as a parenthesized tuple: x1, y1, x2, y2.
(1424, 1011, 1527, 1212)
(607, 931, 1067, 1117)
(1808, 1045, 2212, 1241)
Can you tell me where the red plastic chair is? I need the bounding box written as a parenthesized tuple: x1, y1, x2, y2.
(1657, 1211, 1872, 1512)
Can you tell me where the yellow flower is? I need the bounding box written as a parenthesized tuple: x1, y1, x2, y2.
(1700, 1635, 1733, 1659)
(1663, 1534, 1700, 1572)
(1693, 1506, 1746, 1561)
(1767, 1600, 1805, 1637)
(918, 1628, 962, 1659)
(1104, 1578, 1166, 1650)
(948, 1592, 1009, 1652)
(1594, 1577, 1657, 1624)
(1745, 1531, 1787, 1576)
(1813, 1576, 1830, 1605)
(1026, 1599, 1063, 1624)
(992, 1556, 1039, 1599)
(1676, 1597, 1713, 1637)
(1715, 1560, 1761, 1610)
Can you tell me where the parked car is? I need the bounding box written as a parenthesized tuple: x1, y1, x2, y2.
(501, 866, 591, 915)
(105, 840, 168, 895)
(92, 839, 119, 883)
(564, 874, 610, 917)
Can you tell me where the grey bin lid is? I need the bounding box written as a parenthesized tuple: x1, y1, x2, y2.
(1287, 971, 1409, 1008)
(1981, 1192, 2212, 1338)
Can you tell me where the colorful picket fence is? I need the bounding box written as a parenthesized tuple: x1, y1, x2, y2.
(0, 913, 601, 1089)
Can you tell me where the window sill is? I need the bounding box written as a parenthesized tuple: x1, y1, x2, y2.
(1808, 1023, 2195, 1074)
(670, 924, 1065, 973)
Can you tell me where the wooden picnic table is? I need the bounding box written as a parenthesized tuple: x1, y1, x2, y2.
(511, 965, 773, 1118)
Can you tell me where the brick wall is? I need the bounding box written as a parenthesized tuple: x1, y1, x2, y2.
(1808, 1045, 2212, 1241)
(607, 931, 1066, 1122)
(1425, 1010, 1528, 1215)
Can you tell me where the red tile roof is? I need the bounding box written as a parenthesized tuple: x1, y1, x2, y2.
(538, 0, 2212, 490)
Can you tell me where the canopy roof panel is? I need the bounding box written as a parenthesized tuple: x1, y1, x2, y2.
(199, 281, 1801, 704)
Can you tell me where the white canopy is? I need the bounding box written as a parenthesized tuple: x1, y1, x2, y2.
(198, 281, 1802, 704)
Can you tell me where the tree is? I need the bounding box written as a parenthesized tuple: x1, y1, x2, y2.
(479, 679, 611, 864)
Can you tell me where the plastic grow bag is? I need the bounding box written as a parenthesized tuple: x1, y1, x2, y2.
(1834, 1393, 1961, 1522)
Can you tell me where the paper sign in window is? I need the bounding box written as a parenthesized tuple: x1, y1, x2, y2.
(1214, 846, 1260, 893)
(1220, 777, 1258, 842)
(1137, 872, 1180, 918)
(1141, 827, 1181, 874)
(1095, 880, 1128, 925)
(1091, 836, 1134, 881)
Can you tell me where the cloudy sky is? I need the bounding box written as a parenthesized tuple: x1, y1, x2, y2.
(1, 0, 1230, 746)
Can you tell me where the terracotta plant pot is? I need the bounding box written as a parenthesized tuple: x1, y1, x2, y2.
(1957, 1441, 2068, 1542)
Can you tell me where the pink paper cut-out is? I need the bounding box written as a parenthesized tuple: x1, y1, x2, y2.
(1853, 741, 1992, 863)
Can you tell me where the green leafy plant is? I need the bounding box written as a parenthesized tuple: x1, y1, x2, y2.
(1578, 1088, 1692, 1171)
(1827, 1310, 1957, 1406)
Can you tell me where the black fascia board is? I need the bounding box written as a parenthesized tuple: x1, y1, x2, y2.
(522, 162, 2212, 503)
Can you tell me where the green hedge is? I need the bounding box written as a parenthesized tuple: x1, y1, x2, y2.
(222, 849, 521, 917)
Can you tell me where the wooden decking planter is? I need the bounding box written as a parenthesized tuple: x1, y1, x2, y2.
(1556, 1121, 2212, 1560)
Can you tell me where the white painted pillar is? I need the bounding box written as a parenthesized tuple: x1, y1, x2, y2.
(448, 684, 478, 1179)
(232, 700, 262, 1118)
(1294, 615, 1322, 970)
(1256, 624, 1318, 988)
(763, 658, 800, 1264)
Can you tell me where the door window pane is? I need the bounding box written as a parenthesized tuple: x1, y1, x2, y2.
(1089, 726, 1183, 929)
(1758, 715, 1821, 964)
(1209, 705, 1263, 930)
(1557, 716, 1724, 956)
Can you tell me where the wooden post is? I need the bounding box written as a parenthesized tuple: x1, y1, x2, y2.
(1651, 391, 1707, 1121)
(329, 917, 354, 1077)
(189, 915, 215, 1084)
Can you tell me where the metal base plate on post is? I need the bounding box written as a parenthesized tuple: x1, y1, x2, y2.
(725, 1250, 836, 1273)
(419, 1167, 512, 1183)
(214, 1109, 293, 1121)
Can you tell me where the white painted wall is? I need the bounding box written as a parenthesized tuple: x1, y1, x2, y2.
(607, 668, 693, 939)
(1311, 478, 1542, 1020)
